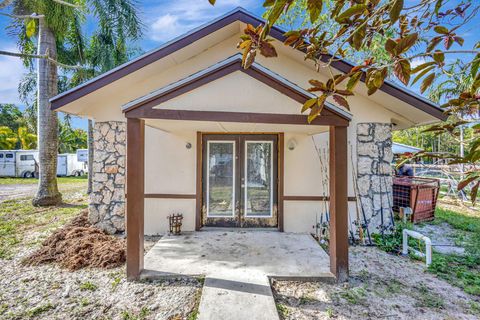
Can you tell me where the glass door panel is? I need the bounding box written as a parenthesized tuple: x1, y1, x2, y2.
(244, 141, 273, 217)
(206, 141, 235, 217)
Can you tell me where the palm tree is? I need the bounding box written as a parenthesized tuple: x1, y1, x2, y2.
(428, 61, 476, 180)
(65, 25, 143, 194)
(58, 20, 142, 193)
(428, 63, 475, 151)
(3, 0, 142, 206)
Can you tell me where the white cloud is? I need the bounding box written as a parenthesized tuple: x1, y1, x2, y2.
(410, 57, 427, 69)
(150, 14, 184, 42)
(146, 0, 260, 43)
(0, 44, 27, 105)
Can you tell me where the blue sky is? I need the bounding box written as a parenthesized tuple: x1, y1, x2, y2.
(0, 0, 477, 129)
(0, 1, 264, 129)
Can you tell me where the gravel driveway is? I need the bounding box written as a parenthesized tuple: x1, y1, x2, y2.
(0, 180, 88, 202)
(0, 183, 38, 202)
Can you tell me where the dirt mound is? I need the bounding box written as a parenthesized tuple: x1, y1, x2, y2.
(25, 210, 126, 270)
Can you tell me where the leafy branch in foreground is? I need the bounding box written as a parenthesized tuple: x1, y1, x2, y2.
(209, 0, 480, 203)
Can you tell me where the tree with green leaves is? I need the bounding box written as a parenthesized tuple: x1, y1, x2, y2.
(17, 126, 37, 149)
(427, 61, 476, 162)
(0, 104, 23, 130)
(58, 119, 87, 154)
(0, 104, 38, 149)
(60, 18, 143, 194)
(0, 126, 18, 149)
(210, 0, 480, 203)
(1, 0, 142, 205)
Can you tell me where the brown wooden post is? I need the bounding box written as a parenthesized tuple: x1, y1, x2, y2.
(277, 133, 284, 232)
(329, 125, 349, 282)
(195, 132, 202, 231)
(126, 118, 145, 280)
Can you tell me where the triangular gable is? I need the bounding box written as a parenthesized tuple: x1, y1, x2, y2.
(50, 7, 446, 121)
(122, 54, 351, 126)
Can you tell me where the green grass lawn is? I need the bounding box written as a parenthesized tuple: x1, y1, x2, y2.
(427, 206, 480, 295)
(0, 178, 88, 259)
(375, 205, 480, 296)
(0, 176, 87, 185)
(434, 207, 480, 233)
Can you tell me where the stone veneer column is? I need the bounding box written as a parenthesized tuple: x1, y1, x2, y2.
(356, 123, 393, 233)
(89, 121, 126, 234)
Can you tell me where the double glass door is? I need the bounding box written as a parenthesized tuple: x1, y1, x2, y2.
(202, 134, 278, 228)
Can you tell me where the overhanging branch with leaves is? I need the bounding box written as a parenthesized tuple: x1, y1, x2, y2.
(209, 0, 480, 203)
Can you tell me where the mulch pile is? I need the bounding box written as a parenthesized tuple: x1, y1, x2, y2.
(25, 210, 126, 270)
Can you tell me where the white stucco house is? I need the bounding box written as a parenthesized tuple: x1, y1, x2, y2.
(50, 8, 446, 280)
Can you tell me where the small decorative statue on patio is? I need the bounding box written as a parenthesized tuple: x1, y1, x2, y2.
(167, 213, 183, 235)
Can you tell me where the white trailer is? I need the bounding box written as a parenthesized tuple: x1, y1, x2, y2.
(76, 149, 88, 163)
(0, 150, 39, 178)
(57, 153, 86, 177)
(0, 150, 87, 178)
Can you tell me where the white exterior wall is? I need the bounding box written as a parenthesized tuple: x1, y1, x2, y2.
(141, 128, 377, 235)
(144, 127, 197, 234)
(283, 133, 324, 233)
(79, 31, 402, 235)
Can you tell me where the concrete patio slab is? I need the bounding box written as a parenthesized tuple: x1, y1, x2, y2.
(142, 231, 332, 320)
(143, 230, 331, 278)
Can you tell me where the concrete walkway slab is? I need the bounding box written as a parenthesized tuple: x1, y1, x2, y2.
(142, 231, 332, 320)
(198, 274, 279, 320)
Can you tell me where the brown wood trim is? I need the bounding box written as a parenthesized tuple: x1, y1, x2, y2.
(122, 57, 350, 123)
(144, 194, 196, 199)
(200, 133, 279, 228)
(283, 195, 357, 201)
(278, 133, 284, 232)
(243, 66, 308, 104)
(329, 125, 349, 282)
(136, 194, 354, 202)
(122, 60, 309, 112)
(126, 118, 145, 281)
(50, 9, 446, 121)
(192, 131, 282, 135)
(315, 55, 447, 120)
(126, 108, 349, 127)
(195, 132, 202, 231)
(198, 133, 282, 229)
(124, 62, 240, 113)
(50, 10, 247, 110)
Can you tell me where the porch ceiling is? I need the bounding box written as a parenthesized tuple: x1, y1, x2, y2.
(144, 119, 329, 135)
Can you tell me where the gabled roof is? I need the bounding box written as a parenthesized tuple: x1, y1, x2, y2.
(122, 54, 352, 121)
(50, 7, 447, 121)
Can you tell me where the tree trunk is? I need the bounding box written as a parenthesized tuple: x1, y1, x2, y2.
(87, 119, 94, 194)
(459, 124, 464, 180)
(32, 19, 62, 206)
